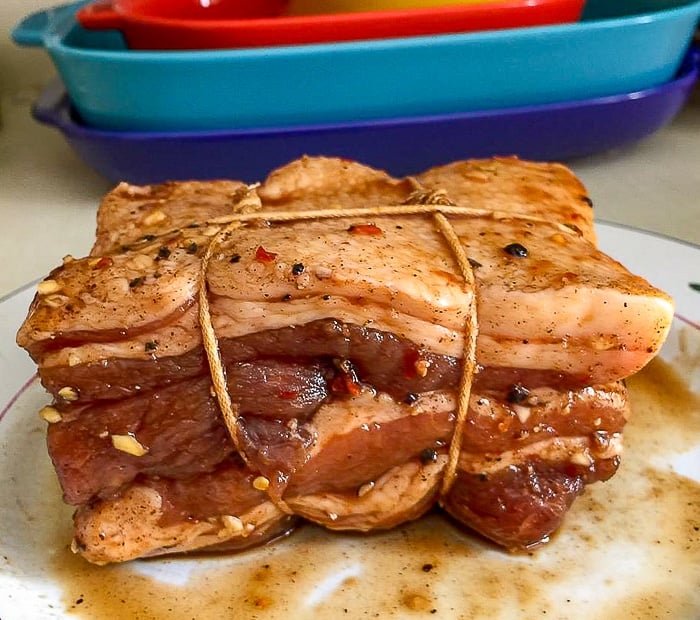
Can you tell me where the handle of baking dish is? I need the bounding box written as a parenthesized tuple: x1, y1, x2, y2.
(76, 1, 124, 31)
(31, 80, 71, 131)
(678, 44, 700, 78)
(11, 3, 80, 47)
(690, 45, 700, 69)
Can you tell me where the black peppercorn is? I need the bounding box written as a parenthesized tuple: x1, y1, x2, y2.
(507, 384, 530, 404)
(504, 243, 528, 257)
(419, 448, 438, 464)
(404, 392, 419, 405)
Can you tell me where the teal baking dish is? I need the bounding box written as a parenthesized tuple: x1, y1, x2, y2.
(12, 0, 700, 131)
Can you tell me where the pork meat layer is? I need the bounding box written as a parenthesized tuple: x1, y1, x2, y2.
(17, 156, 673, 563)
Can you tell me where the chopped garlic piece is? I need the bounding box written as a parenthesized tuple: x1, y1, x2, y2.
(550, 233, 567, 245)
(58, 386, 79, 402)
(127, 253, 155, 270)
(358, 481, 375, 497)
(43, 294, 67, 309)
(39, 406, 62, 424)
(314, 265, 332, 279)
(117, 181, 152, 197)
(207, 215, 235, 225)
(111, 433, 149, 457)
(414, 359, 430, 377)
(143, 210, 166, 226)
(513, 405, 531, 424)
(221, 515, 244, 534)
(570, 450, 592, 467)
(37, 279, 62, 295)
(252, 476, 270, 491)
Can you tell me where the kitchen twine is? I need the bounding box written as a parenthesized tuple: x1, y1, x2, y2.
(196, 183, 577, 511)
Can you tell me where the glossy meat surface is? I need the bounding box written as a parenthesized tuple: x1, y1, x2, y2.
(16, 156, 673, 563)
(18, 158, 672, 382)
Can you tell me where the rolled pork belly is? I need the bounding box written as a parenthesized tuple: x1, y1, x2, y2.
(17, 157, 672, 563)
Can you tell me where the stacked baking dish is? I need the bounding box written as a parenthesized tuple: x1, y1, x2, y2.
(12, 0, 700, 183)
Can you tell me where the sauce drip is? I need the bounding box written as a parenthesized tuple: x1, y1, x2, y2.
(8, 328, 700, 619)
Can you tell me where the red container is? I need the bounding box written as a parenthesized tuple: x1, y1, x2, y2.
(76, 0, 584, 50)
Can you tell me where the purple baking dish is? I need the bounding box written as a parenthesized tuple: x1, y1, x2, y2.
(33, 47, 699, 184)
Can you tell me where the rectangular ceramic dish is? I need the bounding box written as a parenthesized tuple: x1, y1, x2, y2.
(74, 0, 583, 49)
(31, 48, 699, 184)
(14, 0, 700, 131)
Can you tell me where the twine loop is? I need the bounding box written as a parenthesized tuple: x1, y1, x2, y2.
(196, 181, 522, 506)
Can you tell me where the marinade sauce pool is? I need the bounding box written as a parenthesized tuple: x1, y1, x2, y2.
(15, 326, 700, 619)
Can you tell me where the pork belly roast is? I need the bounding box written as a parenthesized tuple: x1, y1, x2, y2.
(16, 156, 673, 564)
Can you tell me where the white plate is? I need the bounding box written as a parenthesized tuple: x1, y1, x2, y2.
(1, 222, 699, 620)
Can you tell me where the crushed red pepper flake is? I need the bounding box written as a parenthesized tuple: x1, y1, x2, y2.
(331, 359, 364, 396)
(332, 375, 362, 396)
(402, 349, 421, 379)
(255, 246, 277, 263)
(343, 375, 363, 396)
(348, 223, 383, 236)
(93, 257, 114, 270)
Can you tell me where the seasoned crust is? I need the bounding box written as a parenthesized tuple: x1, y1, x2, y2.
(92, 156, 595, 257)
(93, 179, 248, 256)
(73, 485, 294, 565)
(16, 156, 672, 563)
(417, 156, 596, 243)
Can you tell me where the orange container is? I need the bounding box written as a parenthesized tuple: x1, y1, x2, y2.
(76, 0, 584, 50)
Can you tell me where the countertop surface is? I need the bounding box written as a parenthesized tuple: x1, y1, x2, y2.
(1, 1, 699, 302)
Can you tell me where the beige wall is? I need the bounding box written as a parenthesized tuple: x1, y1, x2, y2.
(1, 1, 57, 95)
